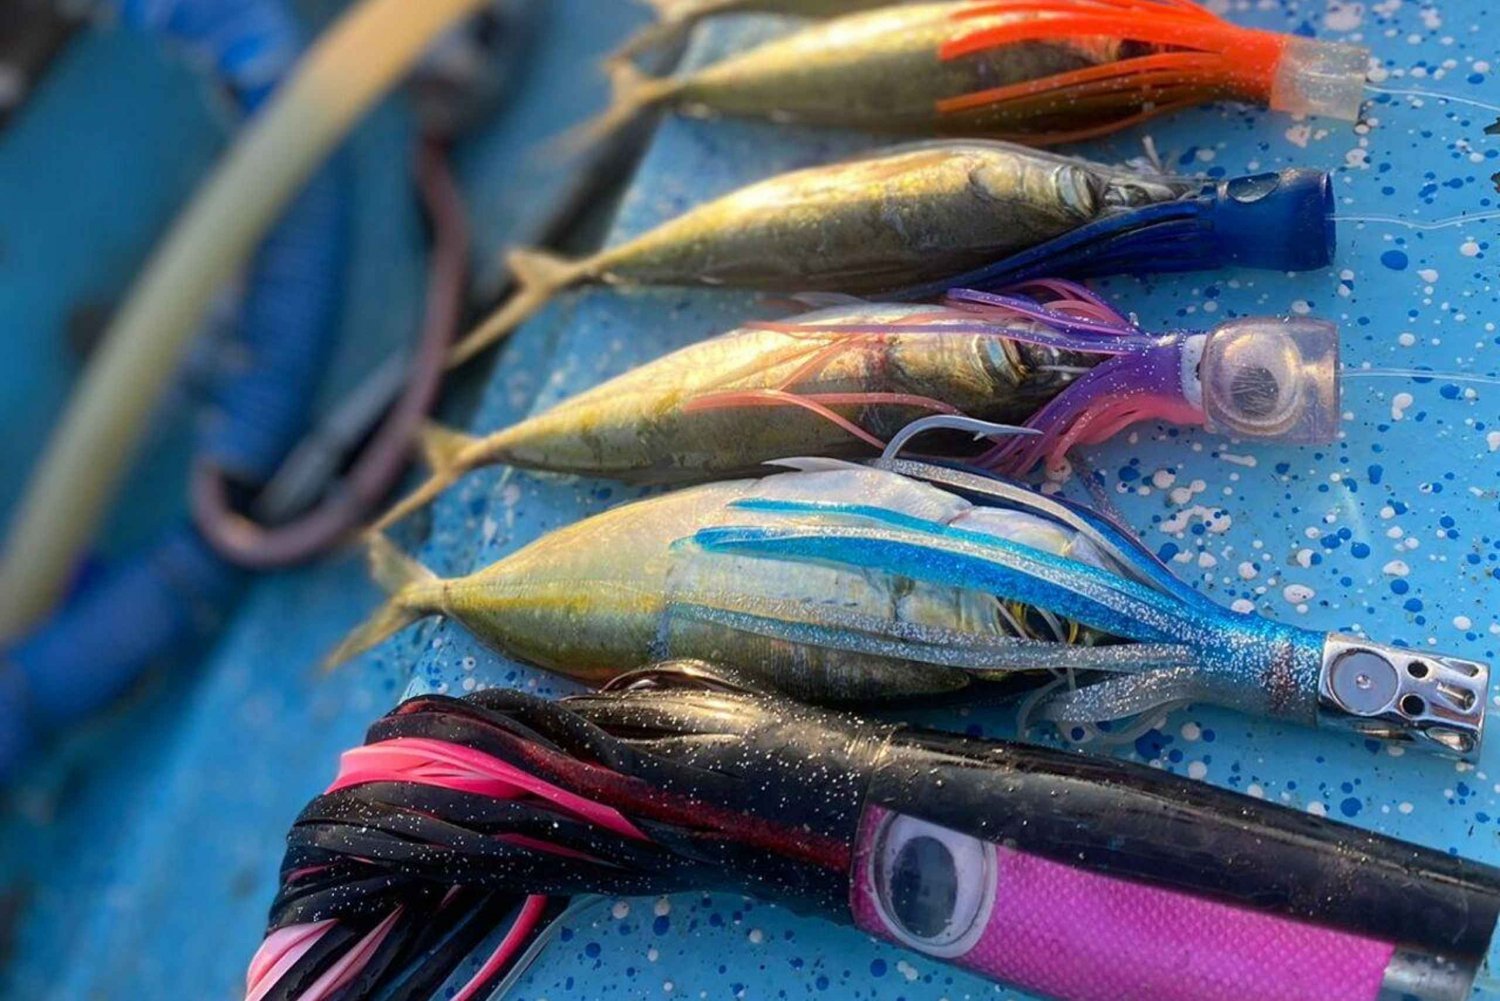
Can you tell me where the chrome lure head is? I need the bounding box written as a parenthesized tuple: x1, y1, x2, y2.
(1318, 634, 1488, 757)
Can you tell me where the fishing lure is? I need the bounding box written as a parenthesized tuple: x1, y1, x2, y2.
(248, 675, 1500, 1001)
(383, 281, 1339, 526)
(589, 0, 1368, 146)
(454, 140, 1335, 362)
(334, 461, 1487, 755)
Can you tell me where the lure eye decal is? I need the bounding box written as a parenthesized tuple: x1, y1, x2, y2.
(869, 812, 997, 958)
(1198, 316, 1340, 443)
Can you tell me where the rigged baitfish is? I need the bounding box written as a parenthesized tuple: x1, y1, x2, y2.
(452, 140, 1335, 363)
(334, 461, 1487, 756)
(249, 675, 1500, 1001)
(382, 280, 1340, 527)
(590, 0, 1368, 145)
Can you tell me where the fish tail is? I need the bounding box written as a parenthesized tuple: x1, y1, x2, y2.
(369, 422, 483, 531)
(608, 18, 688, 63)
(450, 248, 586, 366)
(322, 535, 444, 670)
(555, 60, 680, 155)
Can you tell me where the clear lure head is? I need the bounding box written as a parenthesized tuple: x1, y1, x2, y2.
(1318, 634, 1489, 757)
(1191, 316, 1340, 444)
(1269, 36, 1369, 121)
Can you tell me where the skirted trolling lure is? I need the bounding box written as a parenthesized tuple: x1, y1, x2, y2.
(333, 461, 1487, 756)
(249, 676, 1500, 1001)
(590, 0, 1369, 146)
(452, 140, 1335, 363)
(381, 280, 1340, 527)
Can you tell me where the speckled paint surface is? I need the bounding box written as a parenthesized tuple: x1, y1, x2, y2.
(370, 3, 1500, 999)
(2, 1, 1497, 999)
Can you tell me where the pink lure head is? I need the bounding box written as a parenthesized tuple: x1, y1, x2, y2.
(849, 805, 1395, 1001)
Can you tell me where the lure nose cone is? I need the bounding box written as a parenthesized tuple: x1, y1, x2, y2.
(1269, 37, 1370, 121)
(1318, 634, 1489, 757)
(1197, 315, 1340, 443)
(1203, 169, 1334, 272)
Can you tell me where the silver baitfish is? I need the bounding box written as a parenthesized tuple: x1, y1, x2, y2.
(333, 460, 1486, 757)
(593, 0, 1366, 144)
(381, 282, 1340, 527)
(453, 140, 1335, 362)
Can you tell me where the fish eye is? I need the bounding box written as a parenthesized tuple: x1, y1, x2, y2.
(870, 813, 997, 958)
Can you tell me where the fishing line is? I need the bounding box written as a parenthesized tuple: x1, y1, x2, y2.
(1335, 209, 1500, 231)
(1343, 367, 1500, 389)
(1365, 83, 1500, 116)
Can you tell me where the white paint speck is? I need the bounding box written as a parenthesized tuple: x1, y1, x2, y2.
(1188, 761, 1208, 780)
(1308, 801, 1328, 817)
(1160, 505, 1232, 534)
(1231, 598, 1256, 613)
(1461, 240, 1481, 257)
(1324, 0, 1365, 30)
(1418, 268, 1439, 283)
(1181, 722, 1202, 741)
(1455, 615, 1474, 631)
(1384, 560, 1411, 576)
(1284, 584, 1316, 604)
(1391, 392, 1414, 420)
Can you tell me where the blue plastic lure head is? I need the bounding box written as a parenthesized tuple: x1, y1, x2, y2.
(1199, 169, 1335, 272)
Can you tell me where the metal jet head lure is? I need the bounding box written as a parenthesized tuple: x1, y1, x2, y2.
(381, 280, 1340, 527)
(249, 676, 1500, 1001)
(453, 140, 1335, 362)
(588, 0, 1368, 146)
(334, 462, 1487, 756)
